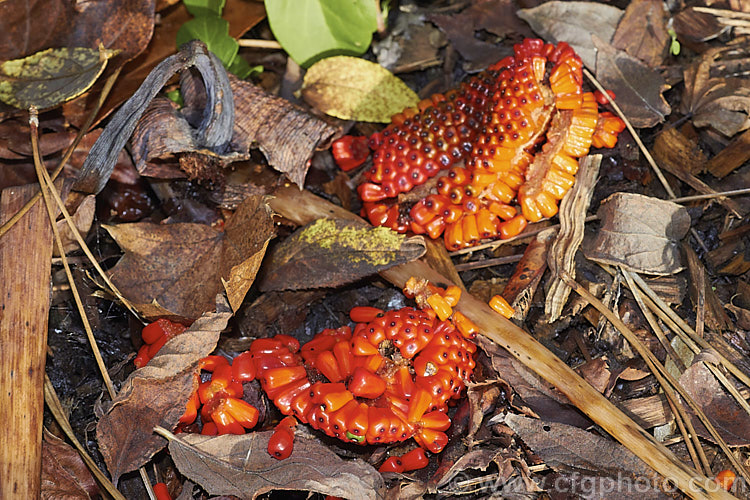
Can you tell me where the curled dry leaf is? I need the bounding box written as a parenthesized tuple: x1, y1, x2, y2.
(74, 40, 233, 195)
(681, 46, 750, 137)
(0, 46, 116, 110)
(105, 195, 274, 320)
(169, 431, 385, 500)
(259, 218, 426, 291)
(302, 56, 419, 123)
(517, 1, 622, 69)
(593, 35, 670, 128)
(42, 429, 98, 500)
(545, 155, 601, 322)
(583, 193, 690, 275)
(96, 304, 231, 484)
(53, 194, 95, 257)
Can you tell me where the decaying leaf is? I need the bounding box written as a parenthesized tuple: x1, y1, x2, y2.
(430, 0, 533, 72)
(679, 358, 750, 446)
(501, 229, 556, 322)
(505, 415, 672, 499)
(610, 0, 670, 67)
(434, 448, 517, 489)
(593, 36, 670, 128)
(229, 75, 337, 188)
(169, 431, 385, 499)
(681, 46, 750, 137)
(96, 304, 231, 484)
(260, 218, 426, 291)
(106, 195, 274, 320)
(0, 46, 115, 110)
(583, 193, 690, 275)
(302, 56, 419, 123)
(42, 429, 98, 500)
(517, 1, 622, 69)
(74, 40, 233, 195)
(54, 194, 95, 257)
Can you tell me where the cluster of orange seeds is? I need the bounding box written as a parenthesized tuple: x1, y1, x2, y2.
(251, 281, 477, 453)
(343, 38, 625, 250)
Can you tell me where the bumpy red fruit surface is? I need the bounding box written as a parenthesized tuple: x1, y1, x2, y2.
(357, 38, 625, 250)
(251, 303, 477, 453)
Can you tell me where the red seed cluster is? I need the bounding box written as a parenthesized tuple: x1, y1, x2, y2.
(343, 38, 625, 250)
(250, 293, 477, 453)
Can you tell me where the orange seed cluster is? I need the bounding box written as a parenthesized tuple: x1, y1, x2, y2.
(345, 38, 625, 250)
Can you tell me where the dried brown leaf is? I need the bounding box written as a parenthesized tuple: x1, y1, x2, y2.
(231, 75, 337, 187)
(54, 195, 95, 257)
(430, 0, 534, 72)
(505, 415, 673, 499)
(681, 46, 750, 137)
(42, 429, 98, 500)
(106, 195, 273, 320)
(169, 431, 385, 499)
(593, 36, 670, 128)
(517, 1, 623, 69)
(583, 193, 690, 275)
(611, 0, 670, 67)
(260, 218, 425, 291)
(435, 448, 516, 489)
(679, 361, 750, 446)
(96, 305, 230, 483)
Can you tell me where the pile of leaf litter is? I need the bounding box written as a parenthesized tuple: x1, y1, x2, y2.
(0, 0, 749, 498)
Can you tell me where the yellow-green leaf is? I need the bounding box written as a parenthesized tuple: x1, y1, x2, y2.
(0, 46, 116, 110)
(301, 56, 419, 123)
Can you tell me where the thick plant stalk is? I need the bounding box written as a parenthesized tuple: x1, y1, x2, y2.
(0, 184, 54, 498)
(269, 184, 735, 500)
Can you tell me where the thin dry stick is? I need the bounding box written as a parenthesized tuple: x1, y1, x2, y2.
(693, 6, 750, 20)
(454, 253, 522, 271)
(582, 69, 710, 253)
(622, 270, 686, 372)
(33, 138, 140, 319)
(236, 39, 282, 49)
(671, 188, 750, 203)
(561, 271, 749, 482)
(30, 109, 117, 398)
(0, 67, 122, 240)
(44, 376, 126, 500)
(629, 272, 750, 389)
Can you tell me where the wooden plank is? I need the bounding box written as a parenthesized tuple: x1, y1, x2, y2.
(0, 184, 54, 498)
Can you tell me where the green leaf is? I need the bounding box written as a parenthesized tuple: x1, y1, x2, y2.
(227, 55, 262, 80)
(176, 16, 238, 68)
(183, 0, 225, 17)
(265, 0, 378, 67)
(301, 56, 418, 123)
(0, 46, 116, 110)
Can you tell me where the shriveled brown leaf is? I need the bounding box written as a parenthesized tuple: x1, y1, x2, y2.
(106, 195, 273, 320)
(502, 229, 555, 321)
(0, 118, 75, 160)
(477, 337, 593, 428)
(679, 358, 750, 446)
(42, 429, 98, 500)
(611, 0, 670, 67)
(435, 448, 517, 489)
(169, 431, 385, 499)
(681, 46, 750, 137)
(96, 305, 230, 484)
(672, 7, 726, 47)
(0, 0, 153, 70)
(505, 415, 674, 499)
(583, 193, 690, 275)
(430, 0, 534, 72)
(231, 75, 337, 188)
(53, 195, 95, 257)
(593, 36, 670, 128)
(517, 1, 623, 69)
(374, 16, 445, 72)
(260, 218, 425, 291)
(62, 0, 265, 128)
